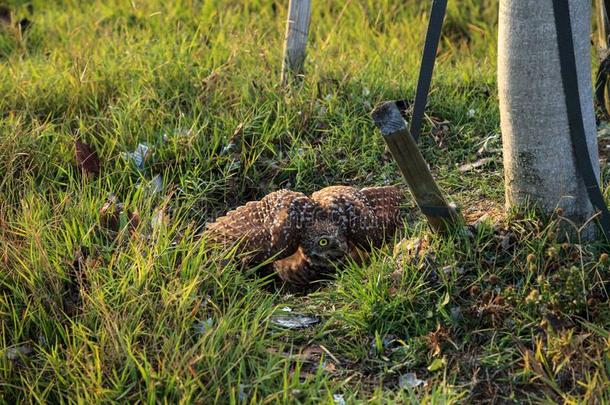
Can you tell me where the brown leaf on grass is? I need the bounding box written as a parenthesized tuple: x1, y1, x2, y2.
(18, 17, 31, 32)
(271, 344, 340, 377)
(5, 344, 33, 361)
(458, 157, 493, 173)
(300, 345, 324, 359)
(99, 196, 121, 233)
(128, 209, 140, 235)
(424, 324, 449, 357)
(431, 119, 451, 148)
(294, 345, 339, 378)
(0, 5, 11, 25)
(151, 207, 170, 232)
(65, 247, 102, 317)
(99, 196, 141, 237)
(75, 139, 101, 178)
(64, 247, 90, 316)
(472, 293, 512, 327)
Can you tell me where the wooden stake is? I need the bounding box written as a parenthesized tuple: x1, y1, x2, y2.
(371, 101, 460, 233)
(597, 0, 609, 46)
(281, 0, 312, 84)
(597, 0, 610, 115)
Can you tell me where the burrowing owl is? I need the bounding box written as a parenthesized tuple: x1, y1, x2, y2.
(205, 185, 405, 287)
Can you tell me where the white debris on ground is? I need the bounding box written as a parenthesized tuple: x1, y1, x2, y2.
(122, 143, 151, 170)
(333, 394, 346, 405)
(399, 372, 428, 389)
(5, 344, 33, 360)
(271, 314, 319, 329)
(194, 318, 214, 335)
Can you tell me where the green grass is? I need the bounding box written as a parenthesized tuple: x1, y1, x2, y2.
(1, 0, 609, 403)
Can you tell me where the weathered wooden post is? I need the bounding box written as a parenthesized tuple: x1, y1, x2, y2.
(372, 101, 461, 233)
(281, 0, 312, 84)
(596, 0, 610, 118)
(597, 0, 609, 56)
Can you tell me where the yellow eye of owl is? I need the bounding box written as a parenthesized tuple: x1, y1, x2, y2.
(318, 238, 328, 247)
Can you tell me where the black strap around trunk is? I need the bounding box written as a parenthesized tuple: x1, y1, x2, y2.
(409, 0, 448, 142)
(551, 1, 610, 240)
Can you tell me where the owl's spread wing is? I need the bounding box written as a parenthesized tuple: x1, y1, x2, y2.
(204, 190, 316, 264)
(360, 185, 405, 238)
(311, 185, 405, 247)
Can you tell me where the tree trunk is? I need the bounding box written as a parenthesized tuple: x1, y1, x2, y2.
(498, 0, 599, 230)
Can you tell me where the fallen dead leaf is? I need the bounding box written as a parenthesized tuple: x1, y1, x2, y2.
(5, 344, 33, 360)
(99, 196, 121, 233)
(431, 119, 451, 148)
(75, 139, 101, 178)
(18, 17, 31, 32)
(424, 324, 449, 357)
(151, 207, 169, 232)
(477, 134, 501, 156)
(128, 209, 140, 235)
(0, 5, 11, 25)
(458, 157, 493, 173)
(99, 196, 140, 236)
(64, 247, 92, 316)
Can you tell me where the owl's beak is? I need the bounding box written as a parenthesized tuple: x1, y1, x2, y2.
(322, 248, 347, 261)
(309, 250, 344, 265)
(327, 251, 345, 260)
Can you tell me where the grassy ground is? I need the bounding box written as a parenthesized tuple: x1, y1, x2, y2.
(1, 0, 609, 403)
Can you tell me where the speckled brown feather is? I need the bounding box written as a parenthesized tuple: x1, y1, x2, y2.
(273, 247, 323, 287)
(204, 189, 317, 264)
(273, 241, 370, 287)
(360, 185, 405, 241)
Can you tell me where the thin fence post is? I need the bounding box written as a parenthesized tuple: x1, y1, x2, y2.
(597, 0, 610, 115)
(597, 0, 609, 45)
(281, 0, 312, 84)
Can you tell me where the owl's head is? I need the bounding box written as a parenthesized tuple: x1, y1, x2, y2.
(301, 220, 348, 267)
